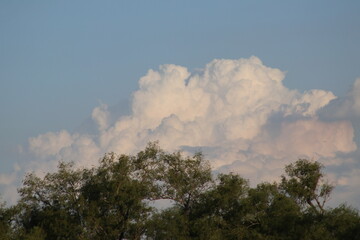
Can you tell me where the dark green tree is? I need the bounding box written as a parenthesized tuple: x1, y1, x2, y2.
(280, 159, 333, 214)
(323, 204, 360, 240)
(17, 162, 85, 240)
(80, 152, 156, 240)
(144, 148, 213, 239)
(158, 151, 212, 213)
(0, 199, 13, 240)
(244, 183, 302, 240)
(3, 145, 360, 240)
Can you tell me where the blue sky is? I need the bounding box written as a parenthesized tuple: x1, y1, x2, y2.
(1, 1, 360, 206)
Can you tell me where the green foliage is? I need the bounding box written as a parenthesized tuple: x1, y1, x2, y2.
(17, 162, 85, 240)
(324, 204, 360, 239)
(22, 226, 46, 240)
(146, 207, 191, 240)
(0, 144, 359, 239)
(0, 200, 12, 240)
(280, 159, 334, 214)
(159, 151, 212, 213)
(80, 153, 154, 239)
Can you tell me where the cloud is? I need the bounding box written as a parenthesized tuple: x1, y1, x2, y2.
(319, 78, 360, 120)
(92, 104, 110, 132)
(253, 119, 356, 158)
(29, 130, 74, 158)
(2, 56, 359, 207)
(0, 172, 17, 186)
(0, 164, 22, 205)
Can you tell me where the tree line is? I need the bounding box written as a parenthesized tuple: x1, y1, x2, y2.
(1, 142, 359, 239)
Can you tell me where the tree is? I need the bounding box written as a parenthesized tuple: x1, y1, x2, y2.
(193, 173, 250, 239)
(280, 159, 333, 214)
(158, 151, 212, 214)
(144, 147, 213, 239)
(80, 152, 155, 240)
(244, 183, 302, 240)
(324, 204, 360, 240)
(0, 199, 12, 240)
(145, 207, 191, 240)
(17, 162, 85, 240)
(3, 145, 360, 239)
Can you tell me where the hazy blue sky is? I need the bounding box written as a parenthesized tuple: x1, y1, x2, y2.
(1, 1, 360, 206)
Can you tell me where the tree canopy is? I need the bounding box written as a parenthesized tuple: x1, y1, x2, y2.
(0, 143, 359, 239)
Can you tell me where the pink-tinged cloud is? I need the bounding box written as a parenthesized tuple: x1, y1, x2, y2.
(1, 56, 358, 207)
(254, 119, 356, 158)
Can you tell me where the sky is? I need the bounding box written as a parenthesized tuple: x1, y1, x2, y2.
(1, 1, 360, 207)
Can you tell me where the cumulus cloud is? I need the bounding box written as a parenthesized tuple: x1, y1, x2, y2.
(92, 104, 110, 132)
(253, 119, 356, 158)
(0, 164, 22, 204)
(319, 78, 360, 123)
(0, 172, 17, 186)
(29, 130, 74, 158)
(2, 56, 359, 207)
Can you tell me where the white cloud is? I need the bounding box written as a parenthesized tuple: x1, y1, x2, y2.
(2, 56, 359, 207)
(29, 130, 74, 158)
(0, 172, 17, 186)
(253, 119, 356, 158)
(92, 104, 110, 132)
(319, 78, 360, 120)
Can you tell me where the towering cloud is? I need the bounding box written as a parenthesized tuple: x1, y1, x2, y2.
(1, 56, 358, 207)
